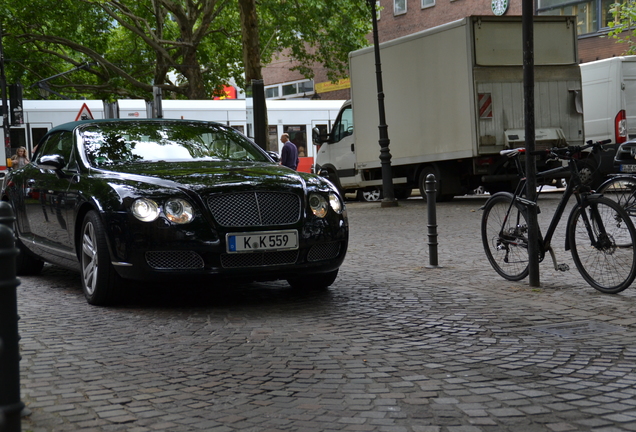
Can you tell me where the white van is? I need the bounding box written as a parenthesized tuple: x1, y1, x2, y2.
(581, 56, 636, 182)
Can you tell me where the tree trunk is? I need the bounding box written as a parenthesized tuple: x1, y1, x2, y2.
(238, 0, 270, 150)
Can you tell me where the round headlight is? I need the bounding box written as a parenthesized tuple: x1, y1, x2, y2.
(329, 192, 342, 214)
(165, 198, 194, 224)
(309, 193, 328, 218)
(132, 198, 159, 222)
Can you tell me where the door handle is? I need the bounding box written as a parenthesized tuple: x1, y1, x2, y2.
(351, 143, 355, 152)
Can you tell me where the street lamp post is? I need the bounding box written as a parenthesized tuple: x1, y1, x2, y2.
(367, 0, 397, 207)
(0, 24, 10, 163)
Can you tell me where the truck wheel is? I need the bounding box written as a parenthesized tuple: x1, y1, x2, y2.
(357, 187, 382, 202)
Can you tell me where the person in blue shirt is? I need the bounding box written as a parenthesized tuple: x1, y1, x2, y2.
(280, 133, 299, 170)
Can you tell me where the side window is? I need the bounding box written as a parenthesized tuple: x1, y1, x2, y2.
(332, 106, 354, 143)
(37, 131, 74, 165)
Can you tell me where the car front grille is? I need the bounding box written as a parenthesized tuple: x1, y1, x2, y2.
(307, 242, 342, 262)
(220, 250, 299, 268)
(146, 251, 205, 270)
(207, 192, 301, 227)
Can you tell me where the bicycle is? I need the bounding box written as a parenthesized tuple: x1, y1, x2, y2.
(481, 141, 636, 294)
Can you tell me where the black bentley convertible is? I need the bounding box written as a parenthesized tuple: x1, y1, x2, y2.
(2, 119, 348, 305)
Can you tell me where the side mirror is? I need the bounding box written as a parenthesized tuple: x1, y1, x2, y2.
(312, 127, 328, 146)
(38, 154, 67, 171)
(267, 151, 280, 163)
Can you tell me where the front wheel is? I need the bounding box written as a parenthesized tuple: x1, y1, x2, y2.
(481, 192, 530, 281)
(357, 187, 382, 202)
(80, 211, 122, 305)
(568, 197, 636, 294)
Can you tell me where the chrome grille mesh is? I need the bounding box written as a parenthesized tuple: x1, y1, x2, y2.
(207, 192, 301, 227)
(307, 242, 341, 262)
(220, 250, 299, 268)
(146, 251, 204, 270)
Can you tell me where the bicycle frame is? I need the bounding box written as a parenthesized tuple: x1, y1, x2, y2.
(505, 155, 605, 267)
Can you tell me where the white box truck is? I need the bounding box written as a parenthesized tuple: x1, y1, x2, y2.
(580, 56, 636, 183)
(314, 15, 584, 200)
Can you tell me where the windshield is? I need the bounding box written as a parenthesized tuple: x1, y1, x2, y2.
(80, 121, 270, 167)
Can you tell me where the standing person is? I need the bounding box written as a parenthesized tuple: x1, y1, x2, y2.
(11, 146, 30, 169)
(280, 133, 299, 170)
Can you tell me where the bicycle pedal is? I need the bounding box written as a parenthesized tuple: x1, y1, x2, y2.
(556, 263, 570, 272)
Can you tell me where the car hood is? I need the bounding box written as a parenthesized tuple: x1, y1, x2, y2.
(92, 161, 311, 194)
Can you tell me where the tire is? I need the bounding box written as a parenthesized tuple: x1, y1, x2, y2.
(597, 176, 636, 221)
(80, 210, 122, 305)
(357, 187, 382, 202)
(287, 269, 339, 290)
(481, 192, 530, 281)
(568, 197, 636, 294)
(15, 239, 44, 276)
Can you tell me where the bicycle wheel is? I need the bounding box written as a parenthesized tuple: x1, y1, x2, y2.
(568, 196, 636, 294)
(598, 176, 636, 220)
(481, 192, 530, 281)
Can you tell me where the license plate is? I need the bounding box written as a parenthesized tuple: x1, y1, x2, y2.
(226, 230, 298, 253)
(620, 164, 636, 173)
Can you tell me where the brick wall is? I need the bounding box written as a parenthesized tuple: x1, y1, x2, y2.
(579, 34, 628, 63)
(376, 0, 523, 43)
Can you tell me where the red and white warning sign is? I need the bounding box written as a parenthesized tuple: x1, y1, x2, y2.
(75, 103, 94, 121)
(478, 93, 493, 119)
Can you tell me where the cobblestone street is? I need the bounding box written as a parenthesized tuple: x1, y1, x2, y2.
(16, 193, 636, 432)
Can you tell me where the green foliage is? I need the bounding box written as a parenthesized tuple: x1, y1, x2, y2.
(0, 0, 370, 100)
(608, 1, 636, 54)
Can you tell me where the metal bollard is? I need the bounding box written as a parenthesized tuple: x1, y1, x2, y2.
(0, 201, 23, 432)
(425, 174, 440, 268)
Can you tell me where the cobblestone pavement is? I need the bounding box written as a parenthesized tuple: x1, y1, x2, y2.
(15, 193, 636, 432)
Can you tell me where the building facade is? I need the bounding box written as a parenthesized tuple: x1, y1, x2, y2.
(262, 0, 630, 101)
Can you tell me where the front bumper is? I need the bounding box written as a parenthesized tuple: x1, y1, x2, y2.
(103, 210, 349, 282)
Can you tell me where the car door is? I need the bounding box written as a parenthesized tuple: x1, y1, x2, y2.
(24, 130, 76, 259)
(319, 104, 357, 187)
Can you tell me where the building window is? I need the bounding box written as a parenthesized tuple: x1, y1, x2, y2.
(394, 0, 406, 15)
(282, 84, 297, 96)
(537, 0, 618, 35)
(265, 80, 315, 99)
(422, 0, 435, 8)
(298, 81, 314, 93)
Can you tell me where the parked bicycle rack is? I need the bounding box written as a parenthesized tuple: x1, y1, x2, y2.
(0, 201, 23, 432)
